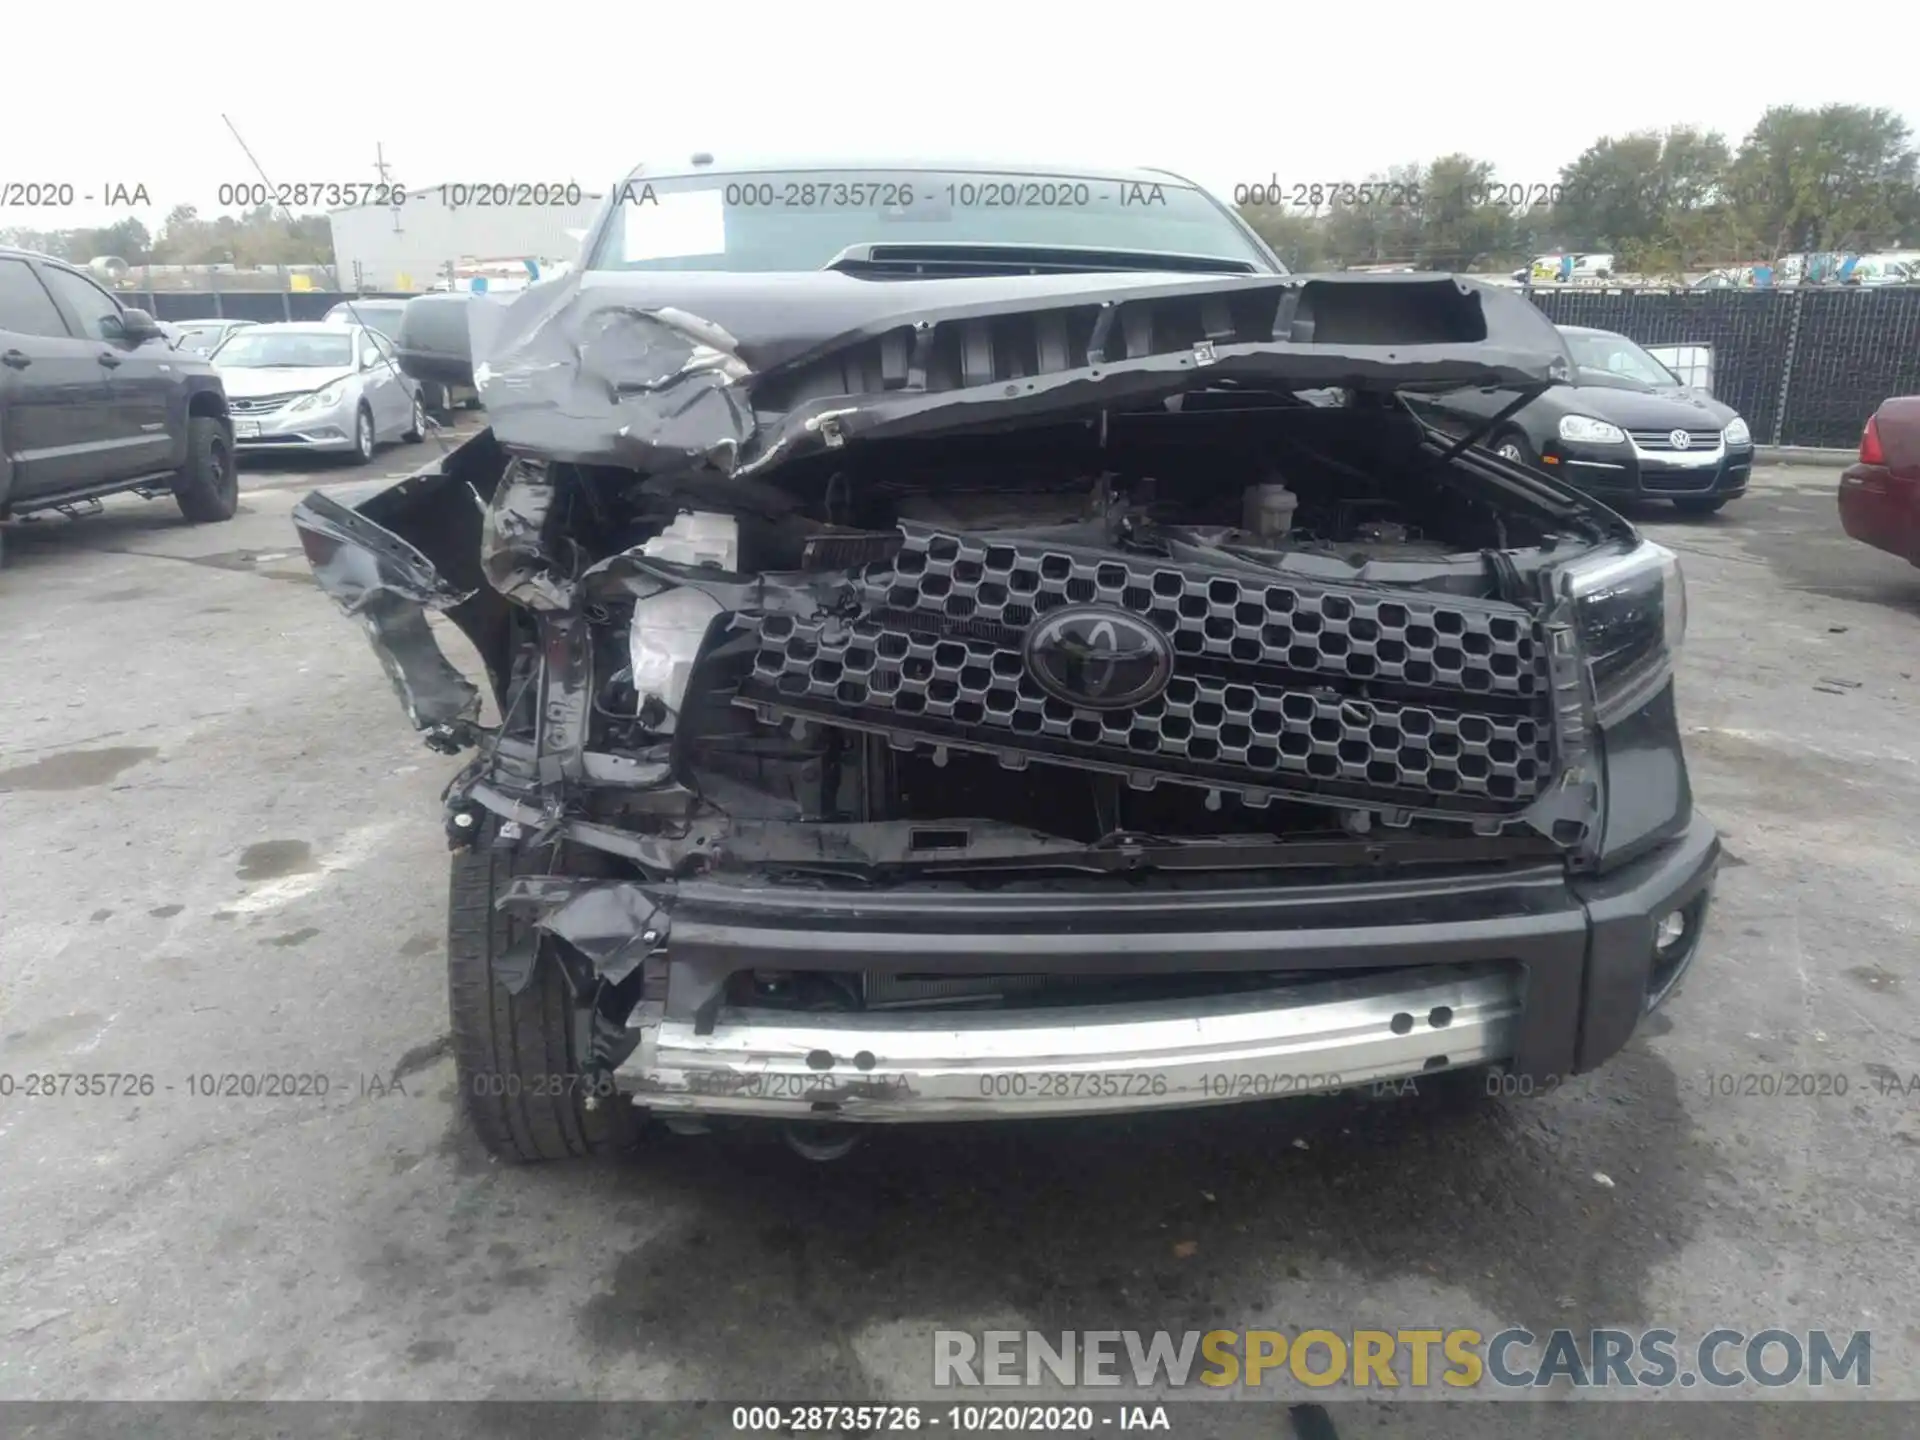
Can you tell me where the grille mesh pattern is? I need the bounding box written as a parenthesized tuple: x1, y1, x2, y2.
(743, 529, 1555, 809)
(227, 393, 305, 415)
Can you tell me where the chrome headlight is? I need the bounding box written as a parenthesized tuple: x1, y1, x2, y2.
(1558, 414, 1627, 445)
(1723, 417, 1751, 448)
(290, 380, 349, 413)
(1564, 540, 1686, 726)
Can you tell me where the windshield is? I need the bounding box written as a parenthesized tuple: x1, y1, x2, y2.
(586, 168, 1274, 273)
(173, 325, 232, 354)
(1561, 330, 1681, 387)
(212, 330, 356, 368)
(326, 304, 405, 339)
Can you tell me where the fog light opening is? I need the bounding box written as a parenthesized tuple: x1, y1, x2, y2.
(1655, 910, 1688, 952)
(1647, 893, 1709, 1010)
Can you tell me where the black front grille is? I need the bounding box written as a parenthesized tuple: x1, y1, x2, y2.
(740, 528, 1556, 813)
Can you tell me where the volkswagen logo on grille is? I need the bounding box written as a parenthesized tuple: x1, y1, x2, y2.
(1669, 429, 1693, 450)
(1023, 605, 1174, 711)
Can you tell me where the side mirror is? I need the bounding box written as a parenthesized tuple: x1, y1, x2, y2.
(117, 308, 165, 345)
(361, 347, 381, 369)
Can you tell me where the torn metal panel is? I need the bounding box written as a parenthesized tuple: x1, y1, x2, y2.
(497, 876, 665, 986)
(291, 491, 483, 741)
(479, 458, 579, 611)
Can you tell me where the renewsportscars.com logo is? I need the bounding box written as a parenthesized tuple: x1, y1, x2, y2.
(932, 1328, 1872, 1391)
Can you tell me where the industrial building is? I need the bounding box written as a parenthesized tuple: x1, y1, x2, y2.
(326, 183, 604, 291)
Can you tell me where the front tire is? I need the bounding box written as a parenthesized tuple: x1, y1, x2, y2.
(1491, 430, 1538, 469)
(173, 415, 239, 523)
(1672, 496, 1728, 516)
(446, 832, 634, 1163)
(348, 404, 375, 465)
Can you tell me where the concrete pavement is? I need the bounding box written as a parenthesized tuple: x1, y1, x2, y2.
(2, 457, 1916, 1427)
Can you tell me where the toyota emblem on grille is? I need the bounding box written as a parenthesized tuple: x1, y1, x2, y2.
(1023, 605, 1174, 711)
(1670, 429, 1692, 450)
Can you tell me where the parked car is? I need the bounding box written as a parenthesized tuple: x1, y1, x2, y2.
(1428, 324, 1753, 514)
(1842, 252, 1920, 287)
(1516, 253, 1614, 284)
(171, 318, 257, 358)
(1838, 397, 1920, 567)
(0, 245, 236, 564)
(322, 298, 476, 416)
(209, 322, 425, 464)
(289, 159, 1718, 1165)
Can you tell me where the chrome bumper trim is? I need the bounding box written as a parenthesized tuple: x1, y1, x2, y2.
(1628, 438, 1724, 468)
(622, 963, 1519, 1121)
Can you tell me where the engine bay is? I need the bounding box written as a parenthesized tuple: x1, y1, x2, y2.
(462, 397, 1594, 880)
(565, 397, 1576, 594)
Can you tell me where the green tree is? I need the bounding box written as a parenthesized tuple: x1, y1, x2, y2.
(69, 217, 152, 264)
(1555, 127, 1732, 271)
(1237, 205, 1330, 270)
(1321, 163, 1427, 266)
(0, 226, 81, 259)
(1727, 104, 1917, 256)
(1417, 154, 1519, 269)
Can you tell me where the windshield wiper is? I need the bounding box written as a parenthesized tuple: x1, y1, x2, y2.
(823, 241, 1259, 277)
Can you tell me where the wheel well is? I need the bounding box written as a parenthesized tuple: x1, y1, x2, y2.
(187, 389, 227, 421)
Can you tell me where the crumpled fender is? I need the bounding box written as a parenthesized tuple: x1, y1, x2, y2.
(291, 430, 517, 747)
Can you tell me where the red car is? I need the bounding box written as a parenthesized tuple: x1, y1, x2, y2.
(1839, 397, 1920, 566)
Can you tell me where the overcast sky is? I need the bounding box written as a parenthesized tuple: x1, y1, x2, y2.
(5, 4, 1914, 233)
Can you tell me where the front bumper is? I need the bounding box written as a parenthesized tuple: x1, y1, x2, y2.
(1838, 462, 1920, 565)
(636, 964, 1517, 1120)
(230, 396, 359, 452)
(1545, 437, 1752, 499)
(616, 813, 1720, 1121)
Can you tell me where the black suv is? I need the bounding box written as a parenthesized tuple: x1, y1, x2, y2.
(294, 161, 1719, 1164)
(0, 247, 237, 562)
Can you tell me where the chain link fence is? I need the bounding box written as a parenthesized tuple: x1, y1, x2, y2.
(1524, 283, 1920, 448)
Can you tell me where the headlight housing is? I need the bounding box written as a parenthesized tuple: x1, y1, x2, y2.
(1723, 417, 1751, 448)
(1564, 540, 1686, 726)
(1559, 414, 1627, 445)
(290, 380, 349, 413)
(626, 512, 740, 734)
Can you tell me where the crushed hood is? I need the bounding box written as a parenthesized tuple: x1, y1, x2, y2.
(446, 269, 1575, 477)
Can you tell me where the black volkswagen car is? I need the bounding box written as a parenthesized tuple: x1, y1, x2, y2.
(1431, 324, 1753, 514)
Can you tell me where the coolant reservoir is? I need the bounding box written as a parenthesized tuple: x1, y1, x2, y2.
(1242, 483, 1298, 539)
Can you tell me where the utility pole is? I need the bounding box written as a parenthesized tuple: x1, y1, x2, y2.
(374, 142, 405, 243)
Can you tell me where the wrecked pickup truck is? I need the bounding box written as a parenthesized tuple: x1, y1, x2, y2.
(292, 165, 1718, 1162)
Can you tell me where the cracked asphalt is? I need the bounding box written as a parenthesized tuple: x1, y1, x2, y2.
(1, 455, 1916, 1434)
